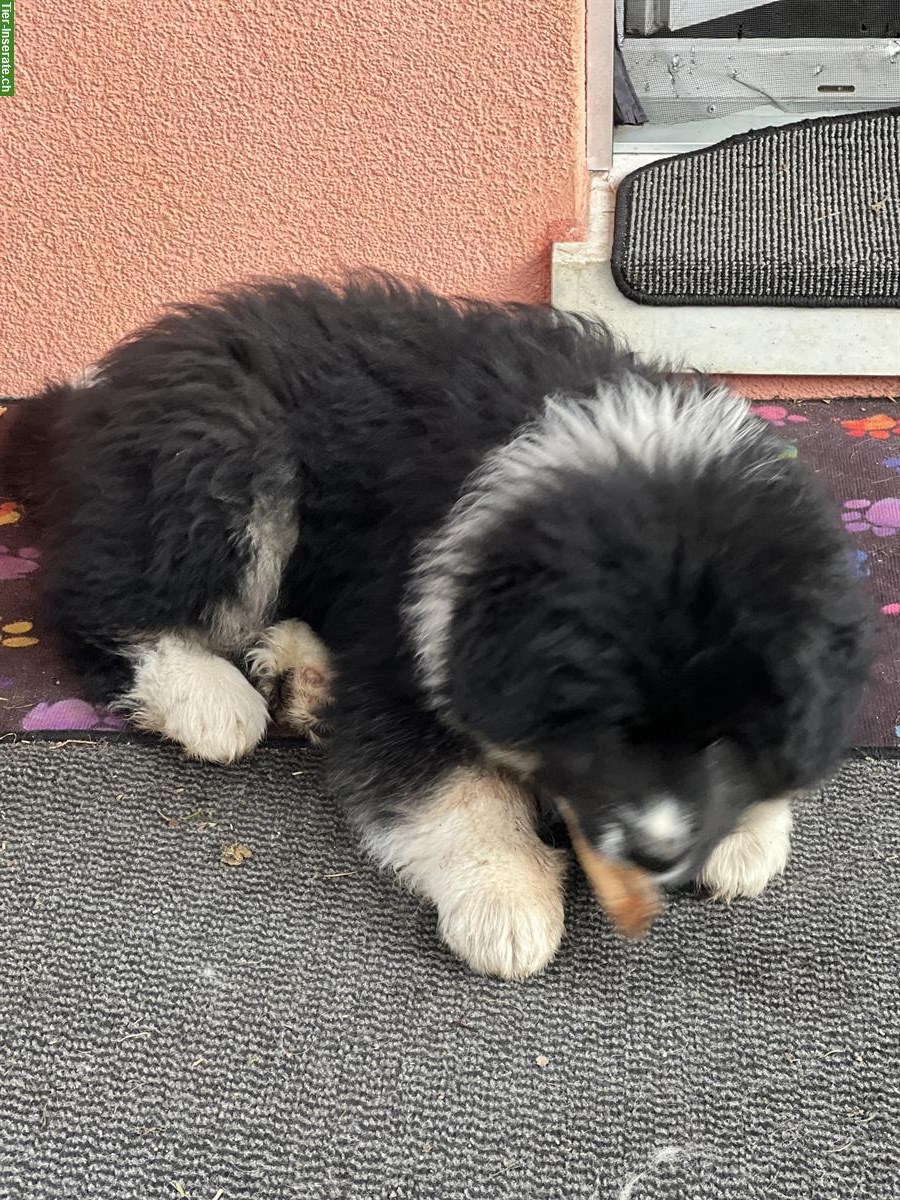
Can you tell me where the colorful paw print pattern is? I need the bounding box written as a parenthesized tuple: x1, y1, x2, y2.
(749, 405, 809, 427)
(0, 545, 40, 580)
(840, 413, 900, 440)
(21, 699, 125, 733)
(1, 619, 39, 648)
(749, 406, 806, 462)
(843, 498, 900, 538)
(835, 404, 900, 740)
(0, 501, 23, 526)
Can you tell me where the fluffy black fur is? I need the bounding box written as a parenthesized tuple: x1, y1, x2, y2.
(7, 274, 873, 882)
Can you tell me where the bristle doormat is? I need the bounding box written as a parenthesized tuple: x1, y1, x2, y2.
(2, 399, 900, 745)
(612, 108, 900, 308)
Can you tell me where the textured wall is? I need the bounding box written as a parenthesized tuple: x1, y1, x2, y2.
(4, 4, 894, 400)
(3, 0, 586, 392)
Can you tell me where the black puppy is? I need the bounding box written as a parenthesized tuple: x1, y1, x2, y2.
(8, 274, 872, 978)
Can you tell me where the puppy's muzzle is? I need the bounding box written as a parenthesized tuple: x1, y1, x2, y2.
(610, 771, 740, 886)
(615, 796, 695, 878)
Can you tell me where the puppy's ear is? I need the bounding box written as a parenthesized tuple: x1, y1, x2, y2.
(444, 579, 614, 746)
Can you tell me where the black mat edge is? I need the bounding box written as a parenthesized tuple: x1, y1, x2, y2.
(0, 728, 314, 751)
(611, 106, 900, 310)
(2, 730, 897, 759)
(1, 730, 897, 766)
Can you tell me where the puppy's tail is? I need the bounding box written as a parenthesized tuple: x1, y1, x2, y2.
(0, 381, 74, 531)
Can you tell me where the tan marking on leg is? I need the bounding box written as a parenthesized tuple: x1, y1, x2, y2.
(364, 768, 566, 980)
(246, 619, 333, 741)
(479, 740, 543, 778)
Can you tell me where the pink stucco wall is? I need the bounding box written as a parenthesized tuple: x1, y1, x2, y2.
(3, 0, 586, 394)
(3, 4, 896, 400)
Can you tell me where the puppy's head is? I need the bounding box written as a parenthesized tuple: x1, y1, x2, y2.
(407, 375, 873, 883)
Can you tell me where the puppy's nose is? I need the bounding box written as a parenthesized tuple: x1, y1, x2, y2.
(619, 796, 693, 874)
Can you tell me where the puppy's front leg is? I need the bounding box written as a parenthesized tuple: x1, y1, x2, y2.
(700, 797, 793, 902)
(362, 768, 567, 980)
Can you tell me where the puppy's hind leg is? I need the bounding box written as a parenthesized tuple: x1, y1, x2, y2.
(362, 768, 567, 981)
(120, 633, 270, 765)
(246, 619, 333, 743)
(115, 503, 298, 763)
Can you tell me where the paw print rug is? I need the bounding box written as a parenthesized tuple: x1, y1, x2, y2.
(2, 397, 900, 745)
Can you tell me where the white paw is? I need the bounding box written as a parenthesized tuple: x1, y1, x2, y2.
(123, 635, 269, 764)
(168, 679, 269, 764)
(700, 799, 792, 902)
(437, 847, 567, 981)
(247, 620, 332, 740)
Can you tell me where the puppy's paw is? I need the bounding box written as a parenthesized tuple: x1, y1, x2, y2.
(247, 620, 333, 741)
(700, 799, 792, 902)
(124, 637, 269, 764)
(172, 685, 269, 765)
(437, 847, 567, 981)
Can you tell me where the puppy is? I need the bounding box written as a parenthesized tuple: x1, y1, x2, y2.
(8, 274, 872, 978)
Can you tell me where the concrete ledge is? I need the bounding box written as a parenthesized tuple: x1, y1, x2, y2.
(552, 170, 900, 377)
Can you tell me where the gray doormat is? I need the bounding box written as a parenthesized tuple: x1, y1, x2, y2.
(1, 741, 897, 1199)
(612, 108, 900, 308)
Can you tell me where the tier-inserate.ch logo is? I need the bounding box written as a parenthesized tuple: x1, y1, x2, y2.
(1, 0, 13, 97)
